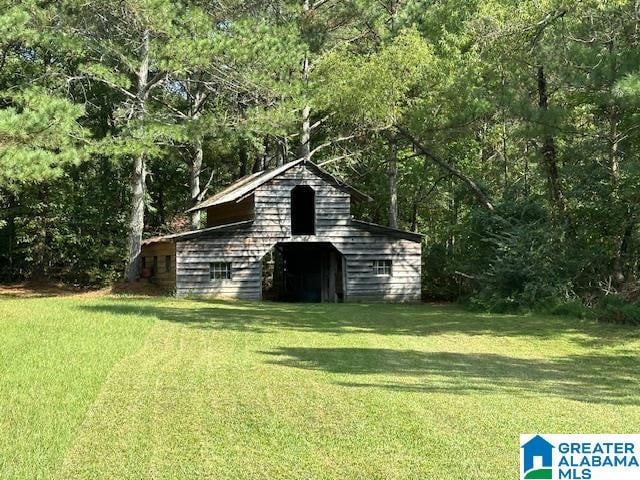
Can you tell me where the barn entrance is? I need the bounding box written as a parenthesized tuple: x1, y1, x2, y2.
(262, 242, 344, 302)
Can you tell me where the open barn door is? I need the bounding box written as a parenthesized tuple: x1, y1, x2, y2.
(261, 242, 343, 302)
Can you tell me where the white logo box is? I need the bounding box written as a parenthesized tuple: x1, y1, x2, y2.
(520, 434, 640, 480)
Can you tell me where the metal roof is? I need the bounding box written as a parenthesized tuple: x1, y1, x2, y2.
(141, 220, 254, 245)
(187, 159, 370, 213)
(141, 219, 421, 245)
(351, 220, 423, 243)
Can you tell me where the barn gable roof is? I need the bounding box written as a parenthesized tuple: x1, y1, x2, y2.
(187, 159, 371, 213)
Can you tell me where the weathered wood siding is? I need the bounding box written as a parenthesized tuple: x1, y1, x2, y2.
(176, 164, 421, 301)
(141, 241, 176, 290)
(176, 223, 262, 299)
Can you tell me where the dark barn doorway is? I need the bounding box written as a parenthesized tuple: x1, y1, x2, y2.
(291, 185, 315, 235)
(262, 242, 344, 302)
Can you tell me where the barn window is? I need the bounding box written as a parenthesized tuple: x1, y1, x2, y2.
(291, 185, 315, 235)
(210, 262, 232, 280)
(165, 255, 171, 272)
(373, 260, 392, 276)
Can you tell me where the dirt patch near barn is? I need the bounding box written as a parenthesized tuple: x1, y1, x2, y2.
(0, 281, 169, 298)
(0, 282, 99, 298)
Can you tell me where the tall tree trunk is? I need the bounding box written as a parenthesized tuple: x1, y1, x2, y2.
(524, 142, 530, 197)
(263, 136, 273, 168)
(239, 138, 248, 177)
(252, 154, 263, 173)
(125, 29, 150, 282)
(300, 91, 311, 161)
(189, 137, 203, 230)
(410, 198, 418, 232)
(126, 152, 146, 281)
(300, 0, 311, 162)
(33, 184, 50, 279)
(278, 136, 289, 166)
(609, 95, 625, 285)
(187, 86, 207, 230)
(6, 192, 16, 277)
(537, 65, 566, 222)
(271, 136, 284, 167)
(500, 65, 509, 193)
(388, 135, 398, 228)
(607, 39, 625, 285)
(608, 39, 620, 181)
(613, 216, 633, 285)
(609, 111, 620, 180)
(157, 187, 165, 227)
(447, 177, 457, 254)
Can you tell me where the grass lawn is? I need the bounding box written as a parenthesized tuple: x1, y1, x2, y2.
(1, 294, 639, 479)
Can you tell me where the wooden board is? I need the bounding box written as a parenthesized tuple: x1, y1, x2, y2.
(141, 241, 176, 290)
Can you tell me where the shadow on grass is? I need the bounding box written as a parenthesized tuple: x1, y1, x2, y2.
(76, 299, 640, 405)
(261, 347, 640, 406)
(79, 299, 640, 347)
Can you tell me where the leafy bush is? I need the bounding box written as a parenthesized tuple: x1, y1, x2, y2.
(547, 299, 592, 319)
(597, 296, 640, 325)
(422, 243, 463, 301)
(467, 291, 524, 313)
(464, 199, 573, 311)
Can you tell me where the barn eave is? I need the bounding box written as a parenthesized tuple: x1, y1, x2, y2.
(351, 220, 423, 243)
(141, 220, 254, 246)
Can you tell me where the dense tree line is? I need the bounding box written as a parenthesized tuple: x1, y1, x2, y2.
(1, 0, 639, 313)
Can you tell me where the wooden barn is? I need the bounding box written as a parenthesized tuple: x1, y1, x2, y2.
(140, 159, 422, 302)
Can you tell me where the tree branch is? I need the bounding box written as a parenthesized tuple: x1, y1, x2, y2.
(309, 133, 360, 157)
(419, 174, 451, 201)
(317, 152, 357, 167)
(309, 114, 331, 131)
(395, 125, 495, 212)
(197, 168, 216, 201)
(67, 75, 137, 100)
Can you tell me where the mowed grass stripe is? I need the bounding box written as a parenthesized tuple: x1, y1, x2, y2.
(0, 297, 155, 480)
(53, 306, 433, 479)
(54, 320, 200, 479)
(2, 296, 640, 479)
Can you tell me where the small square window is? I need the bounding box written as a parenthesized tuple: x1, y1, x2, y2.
(373, 260, 392, 276)
(165, 255, 171, 272)
(210, 262, 232, 280)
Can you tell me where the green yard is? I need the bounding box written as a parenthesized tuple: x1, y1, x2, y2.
(1, 295, 639, 479)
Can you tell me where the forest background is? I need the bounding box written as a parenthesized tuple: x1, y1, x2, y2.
(1, 0, 639, 318)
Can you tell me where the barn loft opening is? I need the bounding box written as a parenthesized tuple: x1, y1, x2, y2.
(262, 242, 344, 302)
(291, 185, 315, 235)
